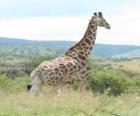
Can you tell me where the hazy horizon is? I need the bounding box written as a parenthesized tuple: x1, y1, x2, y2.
(1, 37, 140, 46)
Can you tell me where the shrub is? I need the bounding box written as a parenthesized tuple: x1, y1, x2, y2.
(132, 76, 140, 86)
(0, 75, 29, 93)
(4, 67, 26, 78)
(89, 68, 132, 96)
(0, 65, 26, 78)
(128, 76, 140, 93)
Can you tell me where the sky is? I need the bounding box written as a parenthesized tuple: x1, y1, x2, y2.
(0, 0, 140, 45)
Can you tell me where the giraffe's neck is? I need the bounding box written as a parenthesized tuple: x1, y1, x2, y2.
(65, 18, 97, 60)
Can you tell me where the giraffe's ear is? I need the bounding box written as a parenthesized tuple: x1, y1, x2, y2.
(93, 12, 97, 16)
(98, 12, 103, 17)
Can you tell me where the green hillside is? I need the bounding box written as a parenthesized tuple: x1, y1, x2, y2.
(1, 37, 140, 59)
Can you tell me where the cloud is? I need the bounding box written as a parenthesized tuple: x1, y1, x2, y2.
(0, 15, 89, 41)
(0, 0, 140, 45)
(97, 1, 140, 45)
(0, 0, 131, 17)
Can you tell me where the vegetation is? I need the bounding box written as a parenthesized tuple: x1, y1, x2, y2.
(0, 75, 28, 93)
(1, 38, 140, 59)
(90, 68, 131, 95)
(0, 39, 140, 115)
(0, 90, 140, 116)
(0, 72, 139, 116)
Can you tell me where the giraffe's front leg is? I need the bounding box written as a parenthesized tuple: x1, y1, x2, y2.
(78, 66, 91, 93)
(58, 83, 65, 94)
(79, 78, 89, 93)
(57, 82, 70, 95)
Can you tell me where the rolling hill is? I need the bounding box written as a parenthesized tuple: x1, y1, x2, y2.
(0, 37, 140, 59)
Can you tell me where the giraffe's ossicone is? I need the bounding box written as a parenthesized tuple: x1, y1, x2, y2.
(27, 12, 111, 94)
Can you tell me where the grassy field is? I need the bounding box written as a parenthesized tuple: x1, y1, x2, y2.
(0, 74, 139, 116)
(112, 59, 140, 74)
(0, 90, 140, 116)
(0, 57, 140, 116)
(95, 59, 140, 74)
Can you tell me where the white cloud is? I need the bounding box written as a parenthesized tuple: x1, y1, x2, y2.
(97, 1, 140, 45)
(0, 15, 89, 41)
(0, 1, 140, 45)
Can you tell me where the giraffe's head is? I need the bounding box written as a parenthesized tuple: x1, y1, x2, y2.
(93, 12, 111, 29)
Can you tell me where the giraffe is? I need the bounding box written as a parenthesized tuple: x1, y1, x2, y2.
(27, 12, 110, 93)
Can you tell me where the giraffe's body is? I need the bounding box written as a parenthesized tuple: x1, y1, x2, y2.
(28, 55, 90, 92)
(27, 12, 110, 93)
(31, 55, 89, 85)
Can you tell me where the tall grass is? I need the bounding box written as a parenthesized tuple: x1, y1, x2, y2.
(0, 90, 140, 116)
(0, 57, 140, 116)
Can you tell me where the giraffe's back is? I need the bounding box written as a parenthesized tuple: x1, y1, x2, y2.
(30, 56, 81, 86)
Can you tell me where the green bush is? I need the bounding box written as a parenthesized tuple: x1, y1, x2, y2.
(89, 68, 132, 96)
(132, 76, 140, 87)
(0, 75, 29, 93)
(4, 67, 26, 78)
(128, 76, 140, 93)
(0, 56, 53, 77)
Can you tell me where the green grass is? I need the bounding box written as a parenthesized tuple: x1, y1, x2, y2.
(0, 58, 140, 116)
(0, 89, 140, 116)
(0, 70, 139, 116)
(0, 75, 29, 93)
